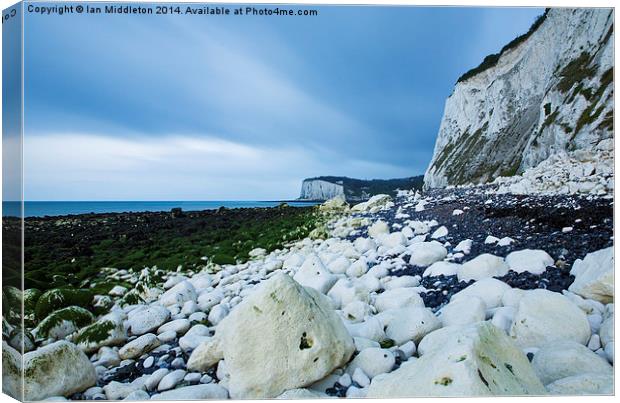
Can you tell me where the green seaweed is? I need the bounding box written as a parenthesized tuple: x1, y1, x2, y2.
(35, 306, 94, 339)
(74, 320, 117, 345)
(34, 288, 93, 320)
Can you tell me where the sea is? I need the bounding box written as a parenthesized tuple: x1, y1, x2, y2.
(2, 200, 320, 218)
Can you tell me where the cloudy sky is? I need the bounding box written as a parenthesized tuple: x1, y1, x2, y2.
(23, 3, 543, 200)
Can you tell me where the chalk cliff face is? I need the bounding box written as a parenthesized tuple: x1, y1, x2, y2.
(424, 8, 614, 189)
(299, 179, 345, 201)
(299, 176, 424, 201)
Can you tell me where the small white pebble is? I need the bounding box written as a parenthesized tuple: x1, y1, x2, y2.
(142, 356, 154, 369)
(562, 227, 573, 233)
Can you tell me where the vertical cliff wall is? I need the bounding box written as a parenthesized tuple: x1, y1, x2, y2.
(424, 8, 614, 189)
(299, 179, 345, 200)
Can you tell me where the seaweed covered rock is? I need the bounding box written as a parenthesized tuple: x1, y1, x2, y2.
(73, 312, 127, 353)
(34, 288, 93, 320)
(23, 288, 42, 312)
(195, 273, 354, 398)
(33, 306, 94, 340)
(23, 340, 96, 400)
(2, 341, 22, 400)
(2, 286, 23, 324)
(367, 322, 546, 397)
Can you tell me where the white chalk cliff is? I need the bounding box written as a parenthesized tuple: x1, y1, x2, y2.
(424, 8, 614, 189)
(299, 179, 345, 201)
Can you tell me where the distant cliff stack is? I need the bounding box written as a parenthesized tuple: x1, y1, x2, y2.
(424, 8, 614, 189)
(299, 176, 424, 202)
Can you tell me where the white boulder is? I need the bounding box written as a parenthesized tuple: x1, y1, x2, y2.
(197, 273, 354, 398)
(505, 249, 554, 274)
(23, 341, 97, 401)
(568, 247, 614, 304)
(119, 333, 160, 360)
(546, 373, 613, 395)
(451, 278, 511, 309)
(408, 242, 447, 267)
(346, 348, 395, 379)
(159, 281, 197, 307)
(509, 289, 590, 348)
(438, 296, 486, 327)
(367, 322, 545, 397)
(368, 221, 390, 238)
(293, 255, 337, 295)
(531, 340, 613, 385)
(374, 288, 424, 312)
(128, 305, 170, 336)
(384, 307, 441, 345)
(458, 254, 509, 281)
(423, 261, 460, 277)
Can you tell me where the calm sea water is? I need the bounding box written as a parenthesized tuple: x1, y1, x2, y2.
(3, 201, 319, 218)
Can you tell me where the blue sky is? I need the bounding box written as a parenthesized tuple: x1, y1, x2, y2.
(22, 3, 543, 200)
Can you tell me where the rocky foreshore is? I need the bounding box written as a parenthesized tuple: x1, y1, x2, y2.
(2, 147, 615, 400)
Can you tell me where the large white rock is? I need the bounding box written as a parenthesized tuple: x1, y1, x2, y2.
(417, 326, 464, 356)
(509, 289, 590, 349)
(119, 334, 160, 360)
(384, 307, 441, 345)
(451, 278, 511, 309)
(327, 279, 369, 309)
(196, 273, 354, 398)
(327, 256, 351, 274)
(293, 255, 337, 295)
(276, 388, 328, 399)
(368, 220, 390, 238)
(531, 340, 613, 385)
(374, 288, 424, 312)
(367, 322, 546, 397)
(505, 249, 554, 274)
(187, 338, 223, 372)
(458, 254, 509, 281)
(352, 194, 391, 212)
(438, 296, 486, 327)
(23, 341, 97, 401)
(128, 305, 170, 336)
(408, 242, 448, 267)
(345, 257, 369, 278)
(152, 384, 229, 400)
(157, 318, 191, 335)
(423, 261, 460, 277)
(2, 341, 22, 400)
(346, 348, 395, 379)
(568, 247, 614, 304)
(345, 316, 385, 342)
(197, 290, 224, 311)
(159, 281, 197, 307)
(546, 373, 613, 395)
(454, 239, 473, 254)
